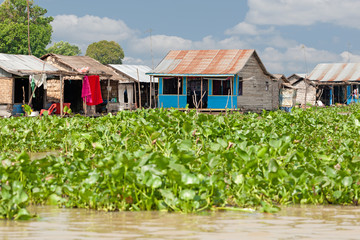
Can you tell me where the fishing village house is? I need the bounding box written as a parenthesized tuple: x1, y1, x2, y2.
(306, 63, 360, 106)
(146, 49, 279, 111)
(41, 54, 134, 114)
(287, 73, 317, 106)
(108, 64, 158, 109)
(0, 53, 63, 117)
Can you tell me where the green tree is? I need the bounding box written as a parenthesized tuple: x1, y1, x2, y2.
(0, 0, 53, 57)
(86, 40, 124, 65)
(46, 41, 81, 56)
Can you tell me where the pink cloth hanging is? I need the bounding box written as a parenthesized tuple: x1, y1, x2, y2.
(87, 75, 103, 106)
(82, 75, 92, 103)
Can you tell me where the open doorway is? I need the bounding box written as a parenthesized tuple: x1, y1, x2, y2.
(64, 80, 82, 113)
(187, 78, 208, 108)
(32, 85, 45, 111)
(14, 78, 29, 104)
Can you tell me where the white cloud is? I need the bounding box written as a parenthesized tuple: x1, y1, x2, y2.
(245, 0, 360, 28)
(340, 52, 360, 63)
(52, 15, 137, 44)
(225, 22, 275, 35)
(123, 56, 145, 65)
(260, 45, 340, 74)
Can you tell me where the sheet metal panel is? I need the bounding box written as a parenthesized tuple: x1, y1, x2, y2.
(109, 64, 157, 83)
(308, 63, 360, 82)
(150, 49, 254, 76)
(0, 53, 59, 76)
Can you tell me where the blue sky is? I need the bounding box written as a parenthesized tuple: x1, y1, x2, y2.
(13, 0, 360, 75)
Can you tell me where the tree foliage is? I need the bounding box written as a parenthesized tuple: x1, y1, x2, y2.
(46, 41, 81, 56)
(0, 0, 53, 57)
(86, 40, 124, 65)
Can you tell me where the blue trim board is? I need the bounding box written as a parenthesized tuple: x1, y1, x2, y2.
(329, 89, 333, 105)
(159, 78, 163, 94)
(183, 77, 187, 94)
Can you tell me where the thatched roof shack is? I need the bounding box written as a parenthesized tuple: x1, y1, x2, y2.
(147, 49, 279, 111)
(0, 53, 65, 115)
(41, 54, 134, 113)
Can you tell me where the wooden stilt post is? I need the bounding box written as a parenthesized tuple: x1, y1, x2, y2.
(60, 75, 63, 116)
(137, 68, 142, 108)
(200, 77, 203, 109)
(177, 77, 180, 109)
(150, 76, 153, 108)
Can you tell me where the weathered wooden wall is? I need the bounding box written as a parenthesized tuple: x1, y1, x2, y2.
(0, 77, 13, 104)
(100, 80, 119, 102)
(293, 81, 316, 105)
(46, 79, 61, 102)
(237, 55, 279, 111)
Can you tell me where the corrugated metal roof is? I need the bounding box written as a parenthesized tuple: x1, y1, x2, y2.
(0, 53, 60, 76)
(308, 63, 360, 82)
(109, 64, 157, 83)
(148, 49, 255, 76)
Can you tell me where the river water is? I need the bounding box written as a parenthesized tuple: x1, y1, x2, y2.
(0, 205, 360, 240)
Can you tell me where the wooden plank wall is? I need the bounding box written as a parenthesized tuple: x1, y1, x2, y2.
(237, 55, 279, 111)
(294, 81, 316, 105)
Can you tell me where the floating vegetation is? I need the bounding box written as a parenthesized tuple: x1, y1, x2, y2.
(1, 105, 360, 219)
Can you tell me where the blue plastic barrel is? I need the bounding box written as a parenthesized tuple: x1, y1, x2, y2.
(12, 104, 25, 114)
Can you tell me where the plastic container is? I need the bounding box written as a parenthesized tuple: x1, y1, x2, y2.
(54, 103, 71, 114)
(12, 104, 25, 114)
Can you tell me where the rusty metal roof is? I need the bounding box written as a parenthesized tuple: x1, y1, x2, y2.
(308, 63, 360, 82)
(0, 53, 60, 76)
(148, 49, 256, 76)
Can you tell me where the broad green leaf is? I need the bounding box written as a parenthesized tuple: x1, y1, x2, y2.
(180, 189, 195, 201)
(342, 176, 353, 187)
(269, 159, 279, 173)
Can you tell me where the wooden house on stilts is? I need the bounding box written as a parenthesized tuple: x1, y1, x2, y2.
(146, 49, 279, 111)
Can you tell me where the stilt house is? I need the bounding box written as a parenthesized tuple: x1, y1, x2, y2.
(307, 63, 360, 106)
(41, 54, 132, 113)
(146, 49, 279, 111)
(0, 53, 62, 116)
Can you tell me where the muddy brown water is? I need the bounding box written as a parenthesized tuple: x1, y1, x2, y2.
(1, 205, 360, 240)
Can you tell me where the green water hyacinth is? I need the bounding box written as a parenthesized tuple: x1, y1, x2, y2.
(1, 105, 360, 219)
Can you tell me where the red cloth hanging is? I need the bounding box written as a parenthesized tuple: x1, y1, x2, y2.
(87, 75, 103, 106)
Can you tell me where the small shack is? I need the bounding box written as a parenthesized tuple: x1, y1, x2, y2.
(108, 64, 158, 108)
(288, 73, 316, 106)
(307, 63, 360, 106)
(274, 74, 297, 111)
(41, 54, 130, 113)
(0, 53, 62, 116)
(147, 49, 278, 111)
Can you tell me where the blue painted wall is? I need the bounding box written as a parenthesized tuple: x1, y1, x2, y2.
(158, 75, 238, 109)
(159, 95, 187, 108)
(208, 96, 237, 109)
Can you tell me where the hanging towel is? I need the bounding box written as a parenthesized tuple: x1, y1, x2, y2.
(82, 76, 92, 103)
(32, 74, 47, 89)
(87, 75, 103, 106)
